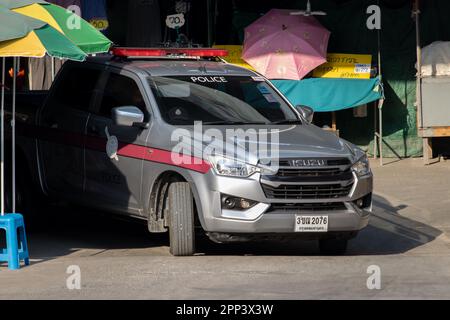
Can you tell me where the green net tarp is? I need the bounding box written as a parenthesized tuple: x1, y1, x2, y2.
(228, 0, 450, 157)
(271, 77, 383, 112)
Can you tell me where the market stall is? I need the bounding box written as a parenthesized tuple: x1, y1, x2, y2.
(415, 0, 450, 163)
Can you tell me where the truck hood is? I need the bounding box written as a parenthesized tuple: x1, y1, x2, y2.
(170, 124, 359, 166)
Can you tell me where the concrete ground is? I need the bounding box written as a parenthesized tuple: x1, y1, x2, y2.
(1, 158, 449, 299)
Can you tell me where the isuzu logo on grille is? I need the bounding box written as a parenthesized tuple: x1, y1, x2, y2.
(290, 159, 326, 167)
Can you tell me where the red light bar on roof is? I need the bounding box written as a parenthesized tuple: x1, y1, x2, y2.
(111, 48, 228, 58)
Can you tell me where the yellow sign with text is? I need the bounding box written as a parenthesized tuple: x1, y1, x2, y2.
(313, 53, 372, 79)
(213, 45, 255, 71)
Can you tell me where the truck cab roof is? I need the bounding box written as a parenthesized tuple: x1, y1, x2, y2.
(84, 54, 258, 78)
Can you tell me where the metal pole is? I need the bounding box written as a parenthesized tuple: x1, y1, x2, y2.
(373, 102, 377, 159)
(413, 0, 427, 164)
(12, 57, 17, 212)
(377, 0, 384, 166)
(207, 0, 213, 47)
(1, 58, 5, 216)
(28, 58, 33, 91)
(51, 57, 55, 82)
(414, 0, 422, 129)
(379, 99, 384, 166)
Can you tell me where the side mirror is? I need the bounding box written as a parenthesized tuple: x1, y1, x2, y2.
(111, 106, 147, 128)
(296, 105, 314, 123)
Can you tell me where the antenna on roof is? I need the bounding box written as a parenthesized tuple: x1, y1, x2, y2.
(290, 0, 327, 16)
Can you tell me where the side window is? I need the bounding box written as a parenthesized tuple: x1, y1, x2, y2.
(98, 73, 147, 119)
(52, 66, 102, 111)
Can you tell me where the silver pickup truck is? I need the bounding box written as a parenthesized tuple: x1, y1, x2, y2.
(7, 48, 373, 256)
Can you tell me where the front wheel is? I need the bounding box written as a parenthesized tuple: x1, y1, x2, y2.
(168, 181, 196, 256)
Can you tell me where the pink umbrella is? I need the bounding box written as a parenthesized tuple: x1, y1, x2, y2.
(242, 9, 330, 80)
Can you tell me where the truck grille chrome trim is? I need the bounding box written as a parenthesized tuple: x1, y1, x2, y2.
(267, 202, 347, 212)
(277, 167, 342, 177)
(277, 158, 351, 167)
(262, 183, 353, 199)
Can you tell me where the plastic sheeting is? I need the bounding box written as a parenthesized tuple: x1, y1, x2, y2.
(271, 77, 383, 112)
(421, 41, 450, 77)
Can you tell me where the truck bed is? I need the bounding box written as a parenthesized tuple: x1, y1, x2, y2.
(4, 90, 48, 110)
(3, 90, 48, 124)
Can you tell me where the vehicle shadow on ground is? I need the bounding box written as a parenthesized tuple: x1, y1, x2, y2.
(199, 194, 443, 256)
(347, 194, 443, 255)
(1, 205, 170, 268)
(0, 193, 443, 266)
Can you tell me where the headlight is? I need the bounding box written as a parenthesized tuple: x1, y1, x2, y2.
(352, 155, 371, 176)
(208, 155, 259, 178)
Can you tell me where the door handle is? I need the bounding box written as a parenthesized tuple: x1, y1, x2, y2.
(88, 124, 100, 134)
(46, 118, 58, 129)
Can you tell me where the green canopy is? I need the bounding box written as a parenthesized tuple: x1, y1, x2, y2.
(1, 0, 112, 54)
(271, 77, 384, 112)
(43, 3, 112, 54)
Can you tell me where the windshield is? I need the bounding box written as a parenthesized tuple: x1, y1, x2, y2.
(148, 76, 300, 125)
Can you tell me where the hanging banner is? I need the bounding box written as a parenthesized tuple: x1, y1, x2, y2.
(271, 77, 383, 112)
(81, 0, 109, 32)
(313, 53, 372, 79)
(213, 45, 255, 71)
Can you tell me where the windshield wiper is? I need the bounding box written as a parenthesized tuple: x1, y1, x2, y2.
(203, 121, 269, 125)
(271, 119, 303, 125)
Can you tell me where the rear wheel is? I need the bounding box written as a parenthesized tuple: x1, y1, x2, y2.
(319, 238, 348, 255)
(168, 181, 195, 256)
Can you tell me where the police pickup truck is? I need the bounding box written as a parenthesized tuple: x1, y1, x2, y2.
(7, 48, 373, 256)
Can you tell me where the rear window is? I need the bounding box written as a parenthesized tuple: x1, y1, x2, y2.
(51, 66, 102, 111)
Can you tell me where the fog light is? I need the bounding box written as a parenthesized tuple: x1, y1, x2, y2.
(240, 199, 252, 209)
(221, 195, 258, 211)
(223, 197, 237, 209)
(353, 193, 372, 209)
(356, 199, 364, 208)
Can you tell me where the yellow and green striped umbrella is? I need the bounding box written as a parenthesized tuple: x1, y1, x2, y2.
(0, 5, 45, 41)
(0, 7, 86, 61)
(1, 0, 112, 54)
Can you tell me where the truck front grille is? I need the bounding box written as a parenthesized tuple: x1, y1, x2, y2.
(261, 158, 354, 200)
(262, 183, 353, 200)
(267, 202, 347, 212)
(277, 168, 342, 178)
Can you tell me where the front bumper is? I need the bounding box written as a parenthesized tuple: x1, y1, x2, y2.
(190, 169, 373, 236)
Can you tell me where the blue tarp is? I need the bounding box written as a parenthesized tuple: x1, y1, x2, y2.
(271, 77, 383, 112)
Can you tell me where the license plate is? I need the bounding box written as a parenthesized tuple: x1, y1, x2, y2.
(295, 215, 328, 232)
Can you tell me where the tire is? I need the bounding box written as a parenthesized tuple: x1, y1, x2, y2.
(319, 238, 348, 255)
(168, 181, 195, 256)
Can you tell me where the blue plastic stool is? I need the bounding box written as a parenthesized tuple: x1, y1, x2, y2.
(0, 214, 30, 270)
